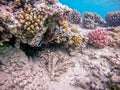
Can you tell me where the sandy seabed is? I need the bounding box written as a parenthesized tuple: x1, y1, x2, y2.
(0, 45, 120, 90)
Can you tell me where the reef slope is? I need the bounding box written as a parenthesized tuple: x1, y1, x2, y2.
(0, 45, 120, 90)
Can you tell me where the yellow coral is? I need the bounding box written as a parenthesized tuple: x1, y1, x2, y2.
(17, 5, 43, 34)
(60, 21, 68, 28)
(73, 35, 82, 46)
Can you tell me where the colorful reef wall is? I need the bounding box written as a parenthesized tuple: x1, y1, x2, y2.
(0, 0, 120, 90)
(0, 0, 120, 49)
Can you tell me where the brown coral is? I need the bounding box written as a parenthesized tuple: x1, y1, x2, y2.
(16, 5, 44, 41)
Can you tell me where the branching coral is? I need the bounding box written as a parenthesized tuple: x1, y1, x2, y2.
(83, 12, 103, 29)
(15, 4, 44, 45)
(83, 18, 95, 29)
(105, 12, 120, 27)
(72, 35, 83, 46)
(0, 0, 83, 49)
(67, 10, 81, 24)
(54, 26, 83, 47)
(88, 28, 108, 48)
(45, 0, 58, 4)
(13, 0, 37, 9)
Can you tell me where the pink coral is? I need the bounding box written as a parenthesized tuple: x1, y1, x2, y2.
(88, 28, 108, 48)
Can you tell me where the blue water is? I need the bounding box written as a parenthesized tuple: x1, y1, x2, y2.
(59, 0, 120, 18)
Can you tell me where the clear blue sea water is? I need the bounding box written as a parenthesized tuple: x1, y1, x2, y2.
(59, 0, 120, 18)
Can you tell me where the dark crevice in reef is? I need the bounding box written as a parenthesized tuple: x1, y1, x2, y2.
(20, 43, 43, 60)
(0, 60, 3, 65)
(8, 35, 16, 47)
(19, 42, 68, 60)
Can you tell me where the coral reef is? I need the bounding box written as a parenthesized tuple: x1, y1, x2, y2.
(70, 27, 79, 33)
(59, 20, 68, 28)
(0, 0, 70, 47)
(88, 28, 108, 48)
(46, 0, 58, 4)
(0, 0, 119, 49)
(83, 12, 103, 29)
(13, 0, 34, 8)
(0, 0, 120, 90)
(107, 26, 120, 47)
(0, 0, 84, 48)
(16, 4, 44, 43)
(83, 18, 95, 29)
(105, 11, 120, 27)
(72, 35, 83, 46)
(67, 10, 81, 24)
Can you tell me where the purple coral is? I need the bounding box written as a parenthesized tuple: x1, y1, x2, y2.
(88, 28, 108, 48)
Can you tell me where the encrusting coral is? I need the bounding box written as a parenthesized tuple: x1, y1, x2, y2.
(88, 28, 109, 48)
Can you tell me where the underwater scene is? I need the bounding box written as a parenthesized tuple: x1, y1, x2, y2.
(0, 0, 120, 90)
